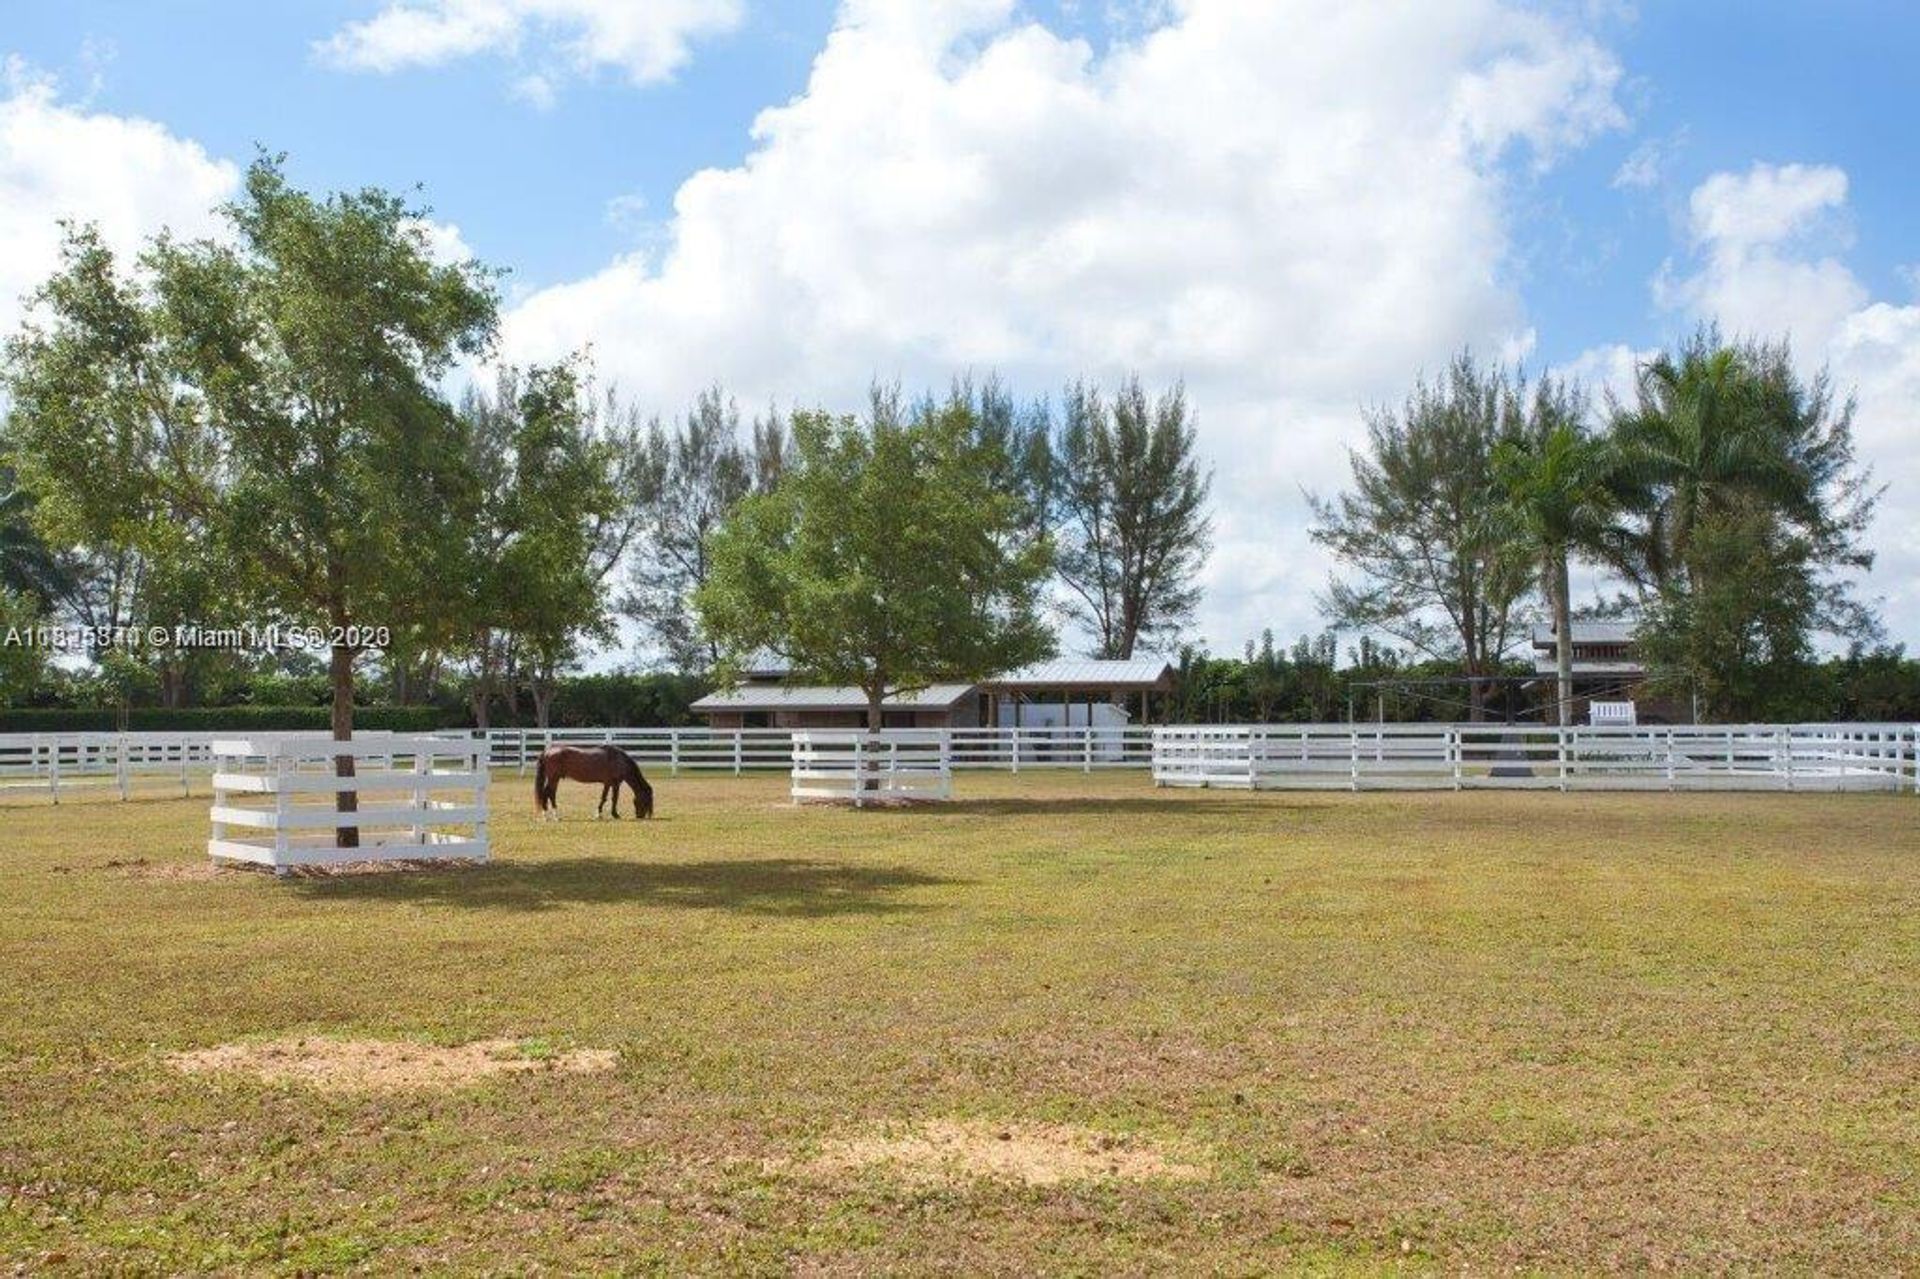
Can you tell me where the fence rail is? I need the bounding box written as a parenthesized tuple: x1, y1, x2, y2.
(209, 735, 488, 872)
(5, 723, 1915, 802)
(1152, 723, 1920, 793)
(482, 725, 1154, 774)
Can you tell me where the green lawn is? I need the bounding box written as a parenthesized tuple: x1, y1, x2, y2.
(2, 772, 1915, 1274)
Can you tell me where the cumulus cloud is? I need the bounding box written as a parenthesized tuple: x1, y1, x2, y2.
(0, 57, 238, 343)
(315, 0, 744, 96)
(405, 216, 476, 267)
(500, 0, 1625, 651)
(1659, 161, 1920, 635)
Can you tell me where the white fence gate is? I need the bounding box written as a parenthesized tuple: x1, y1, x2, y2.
(790, 730, 953, 806)
(1152, 723, 1920, 793)
(208, 735, 488, 872)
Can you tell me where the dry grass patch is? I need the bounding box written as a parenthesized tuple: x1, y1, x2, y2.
(167, 1037, 616, 1092)
(796, 1119, 1208, 1186)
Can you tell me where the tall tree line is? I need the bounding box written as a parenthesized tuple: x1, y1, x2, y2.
(1311, 330, 1878, 723)
(620, 374, 1212, 670)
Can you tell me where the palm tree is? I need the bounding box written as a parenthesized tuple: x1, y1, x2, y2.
(1494, 379, 1624, 726)
(1610, 336, 1813, 594)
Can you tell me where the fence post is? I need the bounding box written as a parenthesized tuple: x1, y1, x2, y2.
(1349, 725, 1359, 792)
(852, 734, 866, 809)
(1084, 724, 1093, 774)
(1665, 728, 1675, 791)
(411, 748, 427, 846)
(117, 733, 130, 801)
(518, 730, 529, 776)
(734, 731, 743, 776)
(670, 729, 681, 777)
(1784, 727, 1796, 792)
(1557, 726, 1568, 793)
(49, 741, 59, 805)
(1010, 727, 1020, 775)
(274, 750, 291, 872)
(1451, 725, 1462, 790)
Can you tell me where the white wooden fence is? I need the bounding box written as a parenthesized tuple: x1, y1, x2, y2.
(1152, 723, 1920, 792)
(790, 730, 953, 806)
(0, 730, 413, 803)
(5, 723, 1916, 803)
(484, 725, 1151, 774)
(209, 735, 488, 873)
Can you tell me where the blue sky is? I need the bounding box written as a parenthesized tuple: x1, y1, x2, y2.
(3, 1, 1916, 654)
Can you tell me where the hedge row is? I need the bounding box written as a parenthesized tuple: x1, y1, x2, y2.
(0, 706, 462, 733)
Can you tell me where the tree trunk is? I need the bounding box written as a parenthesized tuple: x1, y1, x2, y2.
(533, 680, 556, 729)
(1550, 552, 1575, 728)
(329, 640, 359, 849)
(866, 687, 884, 733)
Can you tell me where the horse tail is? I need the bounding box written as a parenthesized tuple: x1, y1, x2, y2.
(534, 752, 550, 812)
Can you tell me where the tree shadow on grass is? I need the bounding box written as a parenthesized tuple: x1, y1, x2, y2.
(287, 856, 958, 917)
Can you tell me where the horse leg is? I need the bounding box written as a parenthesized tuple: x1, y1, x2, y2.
(597, 782, 611, 818)
(610, 779, 622, 820)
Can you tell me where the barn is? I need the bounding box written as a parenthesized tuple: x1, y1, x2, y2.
(689, 657, 1174, 731)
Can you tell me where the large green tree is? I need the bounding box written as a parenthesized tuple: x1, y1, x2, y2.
(1493, 377, 1626, 725)
(460, 364, 641, 728)
(3, 156, 496, 843)
(696, 394, 1054, 730)
(1310, 353, 1534, 720)
(1054, 377, 1211, 658)
(621, 386, 788, 671)
(1610, 331, 1878, 717)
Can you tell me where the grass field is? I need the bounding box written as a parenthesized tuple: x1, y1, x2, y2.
(2, 771, 1916, 1274)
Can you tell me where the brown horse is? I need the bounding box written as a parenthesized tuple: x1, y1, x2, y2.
(534, 744, 654, 820)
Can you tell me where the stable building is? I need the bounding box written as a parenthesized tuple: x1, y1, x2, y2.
(1530, 621, 1687, 723)
(689, 657, 1175, 732)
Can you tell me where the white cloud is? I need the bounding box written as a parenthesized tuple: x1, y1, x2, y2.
(1660, 161, 1920, 637)
(1551, 341, 1650, 406)
(315, 0, 744, 96)
(1656, 162, 1866, 353)
(1611, 128, 1684, 190)
(500, 0, 1625, 652)
(0, 58, 238, 343)
(405, 216, 475, 266)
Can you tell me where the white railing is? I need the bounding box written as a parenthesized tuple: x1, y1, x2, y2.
(1152, 723, 1920, 793)
(791, 730, 953, 806)
(0, 730, 411, 803)
(209, 735, 488, 873)
(483, 725, 1155, 774)
(6, 723, 1915, 803)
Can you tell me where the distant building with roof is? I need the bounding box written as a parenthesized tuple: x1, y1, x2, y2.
(689, 656, 1176, 730)
(1529, 621, 1688, 723)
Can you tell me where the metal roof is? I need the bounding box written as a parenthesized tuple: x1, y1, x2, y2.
(981, 657, 1174, 689)
(690, 683, 977, 712)
(1531, 621, 1637, 646)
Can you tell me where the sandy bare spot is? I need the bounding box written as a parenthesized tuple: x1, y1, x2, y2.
(271, 858, 486, 879)
(102, 858, 227, 882)
(168, 1037, 617, 1092)
(793, 1119, 1207, 1187)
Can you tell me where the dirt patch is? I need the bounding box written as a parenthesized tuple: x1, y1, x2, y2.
(168, 1037, 617, 1092)
(271, 858, 487, 879)
(102, 858, 227, 882)
(792, 1119, 1208, 1186)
